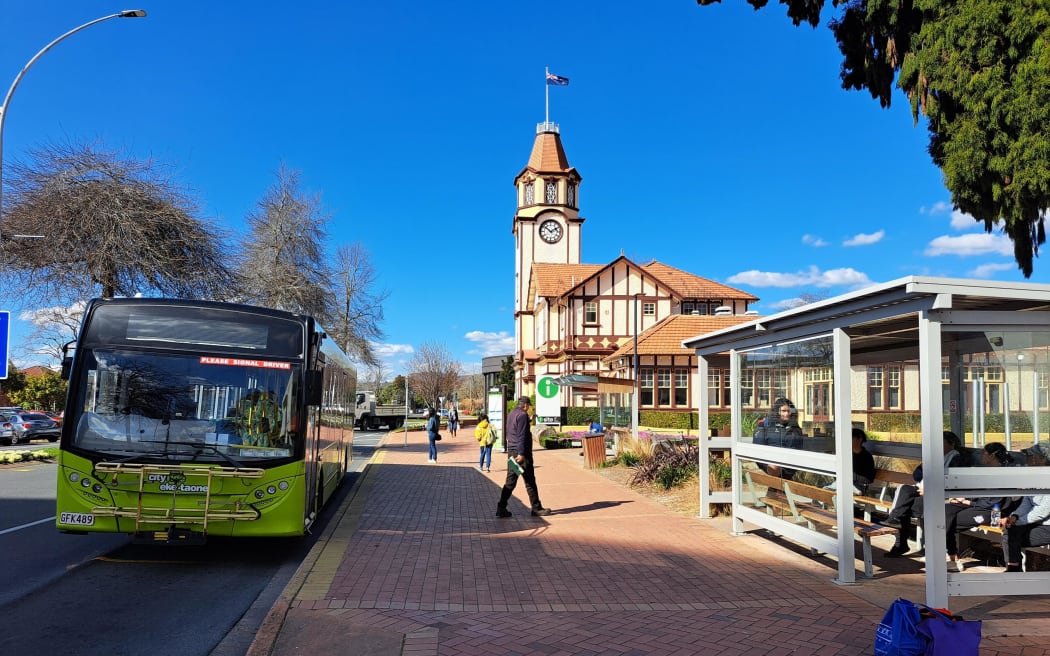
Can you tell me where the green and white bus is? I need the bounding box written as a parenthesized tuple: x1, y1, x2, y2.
(55, 298, 356, 544)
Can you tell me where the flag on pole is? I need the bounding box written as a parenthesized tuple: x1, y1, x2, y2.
(546, 72, 570, 86)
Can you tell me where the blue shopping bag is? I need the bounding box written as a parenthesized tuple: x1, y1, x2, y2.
(915, 605, 981, 656)
(874, 598, 927, 656)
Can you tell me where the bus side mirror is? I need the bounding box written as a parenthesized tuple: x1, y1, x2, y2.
(305, 370, 323, 406)
(60, 340, 76, 380)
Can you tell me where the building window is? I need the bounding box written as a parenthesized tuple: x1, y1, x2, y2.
(640, 369, 654, 406)
(546, 180, 557, 204)
(675, 369, 689, 406)
(740, 370, 755, 408)
(567, 183, 576, 207)
(682, 302, 695, 315)
(888, 366, 901, 408)
(643, 302, 655, 316)
(657, 369, 671, 405)
(1040, 372, 1049, 410)
(584, 302, 598, 324)
(708, 301, 723, 314)
(869, 365, 903, 410)
(868, 366, 884, 409)
(707, 370, 721, 407)
(525, 182, 534, 205)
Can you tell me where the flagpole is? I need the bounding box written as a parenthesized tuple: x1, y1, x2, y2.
(545, 66, 550, 124)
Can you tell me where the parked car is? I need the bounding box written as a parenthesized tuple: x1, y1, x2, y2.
(0, 415, 14, 446)
(6, 412, 60, 444)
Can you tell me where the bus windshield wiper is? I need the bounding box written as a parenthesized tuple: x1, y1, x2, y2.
(150, 440, 247, 468)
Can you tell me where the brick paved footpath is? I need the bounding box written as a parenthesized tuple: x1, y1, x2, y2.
(247, 429, 1050, 656)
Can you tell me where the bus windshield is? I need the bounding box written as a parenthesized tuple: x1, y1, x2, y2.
(71, 349, 301, 462)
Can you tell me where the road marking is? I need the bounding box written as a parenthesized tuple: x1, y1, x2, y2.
(0, 516, 55, 536)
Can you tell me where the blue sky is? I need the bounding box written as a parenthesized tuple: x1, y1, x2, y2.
(1, 1, 1041, 377)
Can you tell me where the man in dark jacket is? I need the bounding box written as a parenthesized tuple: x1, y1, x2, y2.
(496, 396, 550, 518)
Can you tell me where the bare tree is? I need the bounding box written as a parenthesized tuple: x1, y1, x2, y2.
(364, 362, 388, 395)
(408, 342, 462, 410)
(238, 165, 330, 318)
(0, 141, 240, 304)
(328, 242, 388, 368)
(15, 301, 85, 365)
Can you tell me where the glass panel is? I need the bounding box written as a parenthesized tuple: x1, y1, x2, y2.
(73, 349, 299, 460)
(738, 335, 836, 459)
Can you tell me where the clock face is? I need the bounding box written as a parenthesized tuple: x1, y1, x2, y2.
(539, 219, 563, 243)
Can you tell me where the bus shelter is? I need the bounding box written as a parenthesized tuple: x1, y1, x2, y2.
(683, 276, 1050, 606)
(550, 374, 634, 429)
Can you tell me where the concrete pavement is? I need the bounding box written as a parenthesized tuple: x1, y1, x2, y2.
(246, 429, 1050, 655)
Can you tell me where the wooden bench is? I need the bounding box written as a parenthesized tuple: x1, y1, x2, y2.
(745, 469, 897, 578)
(958, 523, 1050, 570)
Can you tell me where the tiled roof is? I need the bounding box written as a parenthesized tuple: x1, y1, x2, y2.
(21, 365, 57, 378)
(532, 263, 604, 298)
(603, 314, 759, 361)
(527, 131, 571, 172)
(643, 261, 758, 302)
(530, 258, 759, 304)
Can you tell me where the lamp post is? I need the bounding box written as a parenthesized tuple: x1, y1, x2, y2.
(0, 10, 147, 242)
(632, 293, 642, 440)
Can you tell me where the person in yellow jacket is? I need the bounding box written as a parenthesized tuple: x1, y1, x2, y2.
(475, 413, 496, 472)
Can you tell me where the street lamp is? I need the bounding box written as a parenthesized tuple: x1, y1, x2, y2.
(632, 292, 642, 440)
(0, 10, 147, 242)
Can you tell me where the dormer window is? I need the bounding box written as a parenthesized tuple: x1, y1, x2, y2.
(546, 180, 557, 204)
(525, 182, 534, 205)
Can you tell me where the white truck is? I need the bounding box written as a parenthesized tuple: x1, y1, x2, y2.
(354, 391, 407, 430)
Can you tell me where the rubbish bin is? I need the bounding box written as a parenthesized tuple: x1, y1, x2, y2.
(581, 432, 606, 469)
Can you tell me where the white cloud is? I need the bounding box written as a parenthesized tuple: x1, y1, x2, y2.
(968, 262, 1015, 278)
(801, 234, 828, 247)
(770, 298, 805, 310)
(950, 209, 980, 231)
(843, 230, 885, 247)
(373, 343, 414, 358)
(464, 330, 514, 356)
(728, 265, 872, 289)
(924, 233, 1013, 257)
(921, 201, 953, 216)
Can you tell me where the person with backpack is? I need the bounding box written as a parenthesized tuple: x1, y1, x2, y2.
(475, 413, 496, 472)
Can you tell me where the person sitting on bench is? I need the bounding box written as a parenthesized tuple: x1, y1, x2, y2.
(752, 398, 803, 479)
(944, 442, 1015, 571)
(999, 444, 1050, 572)
(882, 431, 967, 558)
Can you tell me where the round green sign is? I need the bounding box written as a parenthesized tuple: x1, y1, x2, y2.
(538, 377, 559, 399)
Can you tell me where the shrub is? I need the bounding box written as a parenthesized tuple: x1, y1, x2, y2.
(709, 457, 732, 490)
(629, 441, 700, 489)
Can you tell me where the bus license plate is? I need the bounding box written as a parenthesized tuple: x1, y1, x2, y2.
(60, 513, 95, 526)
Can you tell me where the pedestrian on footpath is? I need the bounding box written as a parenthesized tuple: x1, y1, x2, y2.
(497, 396, 550, 517)
(476, 413, 495, 472)
(425, 407, 440, 463)
(448, 406, 459, 437)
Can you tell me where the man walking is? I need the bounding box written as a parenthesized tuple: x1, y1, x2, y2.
(496, 396, 550, 517)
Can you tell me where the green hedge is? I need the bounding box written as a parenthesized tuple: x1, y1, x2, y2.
(866, 411, 1050, 433)
(565, 407, 601, 425)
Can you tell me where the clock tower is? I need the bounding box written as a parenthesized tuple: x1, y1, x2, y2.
(512, 121, 583, 393)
